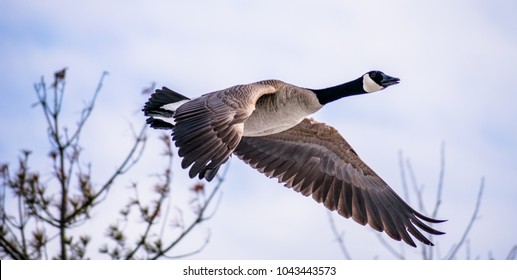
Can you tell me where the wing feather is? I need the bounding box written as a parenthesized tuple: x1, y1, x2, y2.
(172, 83, 277, 181)
(233, 118, 445, 247)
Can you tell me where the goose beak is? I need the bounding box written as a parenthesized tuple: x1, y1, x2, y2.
(380, 74, 400, 87)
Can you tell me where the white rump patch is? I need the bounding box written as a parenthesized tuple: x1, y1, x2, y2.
(362, 74, 384, 93)
(161, 100, 189, 112)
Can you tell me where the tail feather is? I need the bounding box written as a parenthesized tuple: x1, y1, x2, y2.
(143, 87, 191, 129)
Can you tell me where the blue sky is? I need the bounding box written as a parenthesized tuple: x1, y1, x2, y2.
(1, 0, 516, 259)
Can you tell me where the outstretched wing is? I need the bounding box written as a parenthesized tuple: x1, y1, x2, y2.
(233, 118, 445, 247)
(173, 83, 277, 181)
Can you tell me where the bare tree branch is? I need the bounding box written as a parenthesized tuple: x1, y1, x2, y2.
(374, 233, 406, 260)
(327, 212, 352, 259)
(124, 134, 172, 260)
(0, 235, 27, 259)
(1, 70, 174, 260)
(65, 72, 108, 148)
(161, 233, 210, 259)
(432, 142, 446, 219)
(406, 159, 427, 216)
(327, 145, 510, 260)
(446, 177, 485, 260)
(64, 124, 147, 224)
(150, 163, 230, 260)
(398, 150, 410, 203)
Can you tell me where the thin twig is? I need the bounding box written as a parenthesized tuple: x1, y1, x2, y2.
(150, 163, 229, 260)
(326, 212, 352, 259)
(398, 150, 410, 203)
(406, 159, 426, 214)
(374, 233, 405, 260)
(432, 142, 446, 218)
(34, 79, 57, 144)
(162, 232, 210, 259)
(125, 140, 172, 260)
(64, 124, 147, 223)
(65, 71, 108, 148)
(202, 190, 224, 222)
(405, 158, 429, 260)
(159, 184, 174, 240)
(445, 177, 485, 260)
(427, 142, 446, 260)
(16, 166, 28, 257)
(26, 208, 61, 228)
(0, 235, 26, 260)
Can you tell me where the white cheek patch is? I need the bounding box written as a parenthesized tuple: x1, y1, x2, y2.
(362, 74, 384, 93)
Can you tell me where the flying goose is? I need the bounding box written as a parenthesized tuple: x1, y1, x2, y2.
(143, 71, 445, 247)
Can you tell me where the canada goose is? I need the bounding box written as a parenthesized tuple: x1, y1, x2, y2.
(143, 71, 445, 247)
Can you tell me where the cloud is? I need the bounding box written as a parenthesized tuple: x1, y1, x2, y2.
(1, 0, 516, 259)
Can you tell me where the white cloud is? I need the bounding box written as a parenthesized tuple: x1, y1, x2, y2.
(1, 0, 516, 259)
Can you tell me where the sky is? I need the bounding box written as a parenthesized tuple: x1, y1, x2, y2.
(1, 0, 516, 259)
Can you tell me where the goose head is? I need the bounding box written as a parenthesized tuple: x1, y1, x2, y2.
(362, 70, 400, 93)
(312, 70, 400, 105)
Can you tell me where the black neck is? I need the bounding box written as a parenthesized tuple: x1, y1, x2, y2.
(311, 77, 367, 105)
